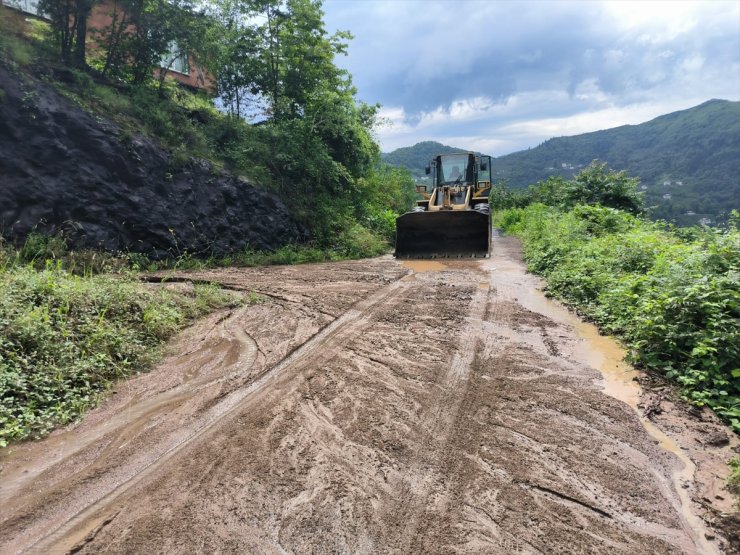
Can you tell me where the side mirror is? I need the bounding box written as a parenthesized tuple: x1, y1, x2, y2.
(425, 166, 431, 175)
(480, 162, 488, 171)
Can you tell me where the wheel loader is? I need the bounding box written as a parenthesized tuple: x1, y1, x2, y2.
(395, 152, 491, 258)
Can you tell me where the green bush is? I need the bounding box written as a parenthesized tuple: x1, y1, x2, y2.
(491, 162, 645, 214)
(0, 265, 239, 446)
(499, 205, 740, 432)
(729, 456, 740, 506)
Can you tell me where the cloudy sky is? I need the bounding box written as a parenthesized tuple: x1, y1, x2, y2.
(322, 0, 740, 155)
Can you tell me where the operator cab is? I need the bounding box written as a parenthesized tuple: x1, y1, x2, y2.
(438, 154, 474, 186)
(426, 153, 476, 209)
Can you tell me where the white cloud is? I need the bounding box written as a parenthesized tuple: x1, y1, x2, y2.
(574, 79, 610, 103)
(601, 0, 703, 40)
(499, 102, 673, 139)
(680, 54, 705, 72)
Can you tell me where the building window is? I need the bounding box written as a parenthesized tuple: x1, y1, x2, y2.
(161, 42, 189, 75)
(6, 0, 42, 17)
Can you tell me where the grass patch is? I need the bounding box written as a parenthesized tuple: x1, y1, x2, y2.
(0, 10, 35, 66)
(729, 456, 740, 507)
(1, 232, 390, 276)
(152, 241, 389, 272)
(0, 263, 241, 447)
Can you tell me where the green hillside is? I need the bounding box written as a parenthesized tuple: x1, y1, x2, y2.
(380, 141, 470, 176)
(383, 100, 740, 224)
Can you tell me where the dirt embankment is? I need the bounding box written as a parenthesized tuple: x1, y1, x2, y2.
(0, 236, 737, 554)
(0, 61, 306, 256)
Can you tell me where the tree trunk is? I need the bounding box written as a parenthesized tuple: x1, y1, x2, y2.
(60, 4, 75, 63)
(72, 0, 90, 67)
(102, 8, 128, 77)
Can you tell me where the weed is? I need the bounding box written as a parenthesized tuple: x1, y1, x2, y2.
(90, 83, 132, 113)
(0, 264, 236, 446)
(728, 456, 740, 507)
(247, 290, 265, 304)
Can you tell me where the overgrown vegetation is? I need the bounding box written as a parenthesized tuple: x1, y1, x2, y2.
(729, 456, 740, 506)
(490, 161, 645, 214)
(153, 240, 388, 271)
(495, 166, 740, 433)
(0, 256, 241, 447)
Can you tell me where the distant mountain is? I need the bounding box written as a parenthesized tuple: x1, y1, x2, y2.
(381, 141, 473, 176)
(382, 100, 740, 224)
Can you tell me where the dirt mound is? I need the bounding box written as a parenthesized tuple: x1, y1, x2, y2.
(0, 62, 307, 257)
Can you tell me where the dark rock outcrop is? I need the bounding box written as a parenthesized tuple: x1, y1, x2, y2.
(0, 63, 308, 257)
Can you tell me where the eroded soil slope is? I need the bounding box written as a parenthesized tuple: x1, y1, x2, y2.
(0, 237, 737, 554)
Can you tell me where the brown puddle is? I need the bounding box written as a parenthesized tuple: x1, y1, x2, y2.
(401, 260, 447, 273)
(505, 279, 716, 553)
(575, 319, 718, 553)
(572, 321, 716, 554)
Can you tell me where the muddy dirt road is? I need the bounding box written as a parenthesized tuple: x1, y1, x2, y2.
(1, 235, 738, 554)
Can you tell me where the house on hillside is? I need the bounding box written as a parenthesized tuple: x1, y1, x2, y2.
(4, 0, 213, 91)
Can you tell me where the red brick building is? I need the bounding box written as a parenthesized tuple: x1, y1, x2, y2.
(5, 0, 214, 91)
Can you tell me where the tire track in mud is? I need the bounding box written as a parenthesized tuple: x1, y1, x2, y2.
(487, 238, 721, 554)
(379, 283, 491, 553)
(25, 276, 410, 555)
(1, 304, 258, 555)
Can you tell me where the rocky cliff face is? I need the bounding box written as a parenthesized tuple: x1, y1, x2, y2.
(0, 63, 308, 257)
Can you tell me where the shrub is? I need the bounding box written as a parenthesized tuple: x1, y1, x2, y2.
(0, 265, 239, 446)
(729, 456, 740, 506)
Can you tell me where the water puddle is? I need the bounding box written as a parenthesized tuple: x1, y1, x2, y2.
(495, 266, 716, 552)
(572, 320, 716, 554)
(401, 260, 447, 273)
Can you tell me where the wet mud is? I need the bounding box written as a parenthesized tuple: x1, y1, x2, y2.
(0, 239, 737, 554)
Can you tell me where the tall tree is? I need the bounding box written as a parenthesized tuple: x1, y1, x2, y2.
(39, 0, 95, 64)
(212, 0, 353, 121)
(71, 0, 92, 66)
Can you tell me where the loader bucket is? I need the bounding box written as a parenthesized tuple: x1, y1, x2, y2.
(395, 209, 490, 258)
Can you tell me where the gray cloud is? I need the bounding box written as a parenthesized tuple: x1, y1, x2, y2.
(323, 0, 740, 152)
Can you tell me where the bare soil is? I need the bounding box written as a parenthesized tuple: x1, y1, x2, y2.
(1, 235, 738, 554)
